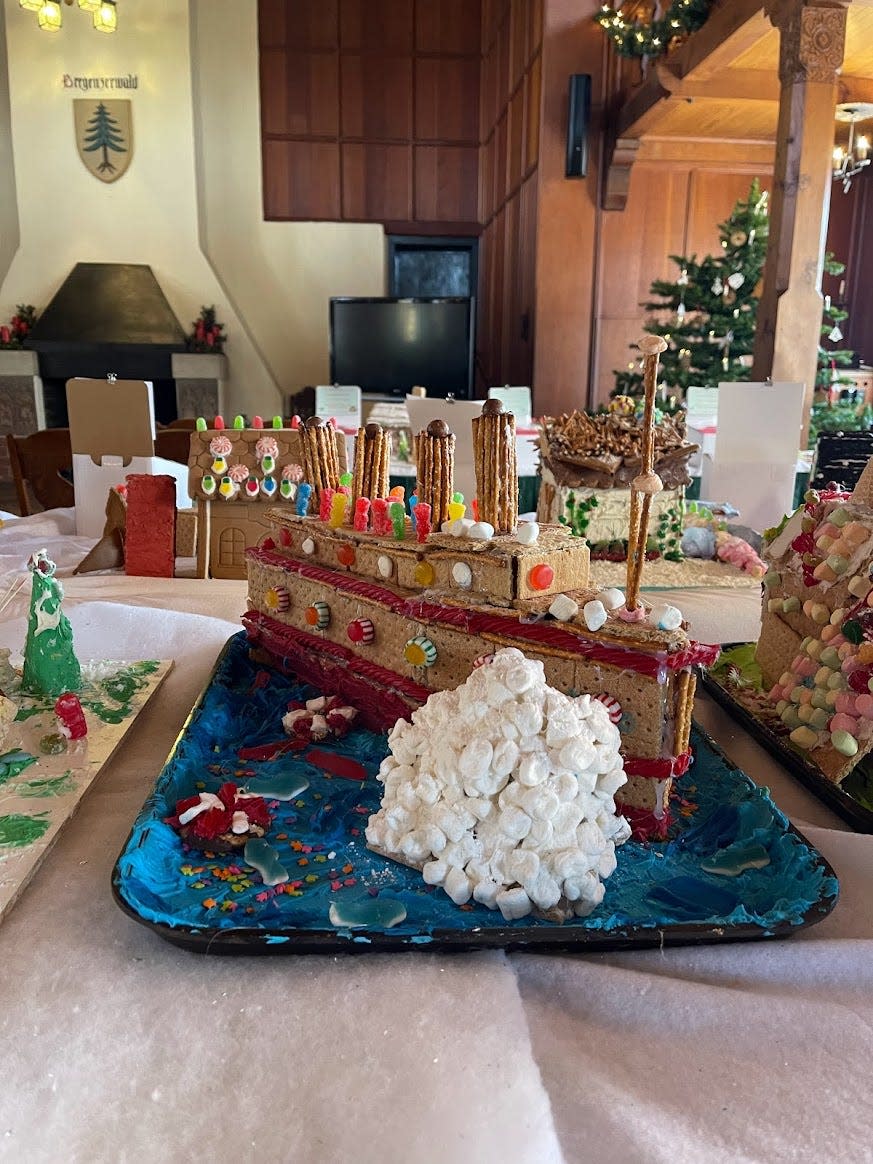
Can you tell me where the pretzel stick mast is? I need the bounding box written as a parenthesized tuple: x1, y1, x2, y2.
(625, 334, 668, 611)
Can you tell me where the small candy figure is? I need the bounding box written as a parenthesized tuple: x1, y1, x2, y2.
(261, 476, 277, 498)
(388, 485, 405, 504)
(272, 415, 283, 429)
(409, 493, 419, 531)
(372, 498, 390, 537)
(329, 492, 348, 529)
(55, 692, 87, 740)
(390, 501, 406, 540)
(340, 471, 353, 488)
(289, 415, 301, 429)
(319, 486, 336, 524)
(279, 479, 296, 500)
(195, 417, 207, 431)
(252, 415, 264, 429)
(233, 415, 245, 429)
(201, 474, 216, 497)
(211, 456, 227, 476)
(447, 491, 466, 522)
(218, 476, 236, 500)
(353, 497, 371, 532)
(414, 502, 431, 543)
(245, 476, 260, 499)
(295, 482, 313, 516)
(213, 414, 225, 430)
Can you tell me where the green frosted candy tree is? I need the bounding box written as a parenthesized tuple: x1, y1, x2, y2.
(21, 551, 82, 698)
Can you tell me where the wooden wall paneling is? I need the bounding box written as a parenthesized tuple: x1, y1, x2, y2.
(480, 44, 497, 141)
(262, 140, 341, 220)
(258, 0, 339, 50)
(598, 166, 689, 319)
(510, 0, 528, 93)
(480, 138, 494, 224)
(416, 0, 481, 55)
(477, 224, 493, 387)
(507, 86, 525, 195)
(519, 172, 537, 386)
(503, 192, 521, 379)
(525, 55, 541, 171)
(342, 143, 412, 221)
(490, 208, 506, 382)
(415, 57, 481, 143)
(414, 146, 480, 222)
(527, 0, 543, 59)
(339, 0, 412, 53)
(497, 11, 511, 107)
(260, 50, 339, 138)
(494, 111, 508, 210)
(340, 55, 413, 140)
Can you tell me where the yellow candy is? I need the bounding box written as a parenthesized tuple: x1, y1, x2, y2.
(806, 639, 824, 660)
(810, 604, 830, 625)
(815, 535, 835, 553)
(328, 493, 348, 529)
(830, 608, 846, 625)
(414, 560, 435, 587)
(797, 704, 815, 723)
(447, 501, 466, 522)
(789, 725, 819, 750)
(814, 666, 833, 686)
(848, 575, 870, 598)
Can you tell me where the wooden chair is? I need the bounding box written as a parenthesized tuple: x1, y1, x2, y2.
(6, 429, 75, 516)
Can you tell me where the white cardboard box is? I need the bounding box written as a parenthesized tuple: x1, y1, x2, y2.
(67, 378, 191, 538)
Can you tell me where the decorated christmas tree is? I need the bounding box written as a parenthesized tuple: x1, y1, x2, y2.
(613, 180, 770, 397)
(817, 253, 854, 391)
(21, 551, 81, 698)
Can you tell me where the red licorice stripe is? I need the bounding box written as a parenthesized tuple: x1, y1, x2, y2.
(305, 749, 369, 781)
(618, 802, 672, 841)
(248, 546, 716, 679)
(243, 610, 433, 703)
(623, 751, 691, 779)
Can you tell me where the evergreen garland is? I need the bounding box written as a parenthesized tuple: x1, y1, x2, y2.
(595, 0, 713, 59)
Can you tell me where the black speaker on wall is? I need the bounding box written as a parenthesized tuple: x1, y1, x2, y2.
(565, 73, 591, 178)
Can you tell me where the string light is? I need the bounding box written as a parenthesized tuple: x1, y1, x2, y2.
(594, 1, 712, 59)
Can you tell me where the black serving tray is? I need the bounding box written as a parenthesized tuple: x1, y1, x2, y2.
(703, 650, 873, 835)
(112, 634, 839, 954)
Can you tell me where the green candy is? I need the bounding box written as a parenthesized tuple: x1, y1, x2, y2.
(763, 571, 782, 590)
(831, 729, 858, 758)
(808, 708, 830, 730)
(830, 506, 851, 527)
(195, 416, 207, 431)
(782, 596, 801, 613)
(820, 646, 841, 669)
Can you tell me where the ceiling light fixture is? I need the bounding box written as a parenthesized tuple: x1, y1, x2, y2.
(833, 103, 873, 193)
(19, 0, 117, 32)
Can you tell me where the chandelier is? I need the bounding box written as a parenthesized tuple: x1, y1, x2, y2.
(833, 103, 873, 193)
(19, 0, 117, 33)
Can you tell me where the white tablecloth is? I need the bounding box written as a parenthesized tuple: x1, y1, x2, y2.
(0, 512, 869, 1163)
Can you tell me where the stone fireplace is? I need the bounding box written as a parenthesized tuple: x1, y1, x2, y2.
(0, 262, 224, 480)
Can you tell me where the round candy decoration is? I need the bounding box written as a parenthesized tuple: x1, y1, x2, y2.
(347, 618, 375, 645)
(593, 693, 622, 724)
(404, 636, 437, 667)
(414, 560, 435, 587)
(305, 601, 331, 630)
(451, 561, 473, 589)
(302, 537, 316, 556)
(337, 543, 356, 568)
(528, 563, 555, 591)
(264, 585, 290, 613)
(377, 555, 394, 579)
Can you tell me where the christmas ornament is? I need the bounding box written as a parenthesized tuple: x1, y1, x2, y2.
(727, 272, 745, 290)
(676, 301, 686, 323)
(677, 268, 689, 287)
(829, 325, 844, 343)
(711, 277, 723, 296)
(729, 230, 747, 247)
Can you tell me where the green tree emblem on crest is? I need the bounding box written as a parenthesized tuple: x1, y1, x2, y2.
(82, 102, 127, 174)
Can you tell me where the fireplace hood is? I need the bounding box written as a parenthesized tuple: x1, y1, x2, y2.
(26, 262, 188, 380)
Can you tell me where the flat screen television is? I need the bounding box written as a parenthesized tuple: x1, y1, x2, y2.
(329, 296, 474, 399)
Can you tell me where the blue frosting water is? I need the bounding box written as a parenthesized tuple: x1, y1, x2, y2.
(114, 634, 838, 950)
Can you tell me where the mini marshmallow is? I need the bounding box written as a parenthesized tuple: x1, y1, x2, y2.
(596, 588, 625, 611)
(649, 603, 683, 631)
(366, 646, 629, 919)
(549, 594, 579, 622)
(583, 600, 608, 631)
(516, 522, 539, 545)
(468, 521, 495, 541)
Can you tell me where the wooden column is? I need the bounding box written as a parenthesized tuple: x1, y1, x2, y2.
(752, 0, 849, 444)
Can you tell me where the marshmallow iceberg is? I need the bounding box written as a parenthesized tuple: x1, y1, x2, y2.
(366, 647, 631, 921)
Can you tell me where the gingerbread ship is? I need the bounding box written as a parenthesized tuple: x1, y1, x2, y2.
(243, 341, 719, 838)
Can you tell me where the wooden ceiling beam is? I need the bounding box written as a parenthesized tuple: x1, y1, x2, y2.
(665, 0, 768, 81)
(839, 75, 873, 105)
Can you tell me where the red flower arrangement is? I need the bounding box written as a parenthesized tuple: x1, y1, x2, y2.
(0, 305, 37, 349)
(186, 305, 226, 353)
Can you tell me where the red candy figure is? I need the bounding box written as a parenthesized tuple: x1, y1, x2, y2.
(55, 693, 87, 740)
(353, 498, 371, 532)
(414, 502, 431, 543)
(372, 498, 390, 537)
(319, 487, 336, 524)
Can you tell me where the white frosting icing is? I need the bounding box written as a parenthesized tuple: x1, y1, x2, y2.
(366, 647, 630, 921)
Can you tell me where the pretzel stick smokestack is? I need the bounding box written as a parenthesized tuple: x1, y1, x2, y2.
(625, 335, 668, 611)
(353, 423, 390, 502)
(415, 419, 455, 527)
(473, 398, 517, 533)
(301, 416, 340, 503)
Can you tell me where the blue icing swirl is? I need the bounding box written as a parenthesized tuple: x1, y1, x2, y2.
(114, 633, 838, 946)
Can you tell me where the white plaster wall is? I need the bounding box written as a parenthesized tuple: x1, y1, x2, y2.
(0, 10, 20, 291)
(0, 0, 281, 415)
(189, 0, 385, 398)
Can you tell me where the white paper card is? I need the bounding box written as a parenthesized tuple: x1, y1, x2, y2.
(488, 386, 532, 426)
(406, 396, 481, 504)
(685, 385, 719, 420)
(701, 459, 797, 533)
(715, 381, 804, 464)
(315, 385, 362, 432)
